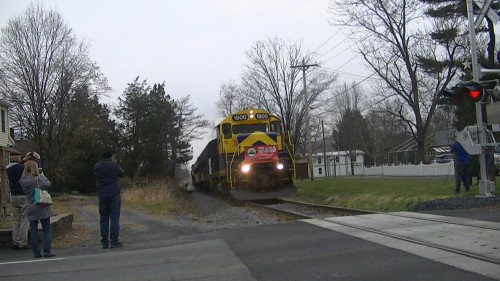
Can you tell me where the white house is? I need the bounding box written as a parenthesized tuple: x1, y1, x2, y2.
(0, 100, 16, 218)
(0, 101, 14, 148)
(311, 150, 365, 177)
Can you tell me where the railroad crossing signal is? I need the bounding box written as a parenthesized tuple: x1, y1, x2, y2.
(442, 80, 500, 105)
(442, 81, 485, 105)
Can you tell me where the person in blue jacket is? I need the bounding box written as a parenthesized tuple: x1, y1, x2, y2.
(450, 141, 471, 193)
(94, 150, 125, 249)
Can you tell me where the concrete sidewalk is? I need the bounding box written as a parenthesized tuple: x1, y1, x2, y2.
(305, 212, 500, 280)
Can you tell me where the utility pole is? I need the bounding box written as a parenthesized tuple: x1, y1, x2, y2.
(321, 120, 328, 177)
(291, 59, 318, 181)
(336, 130, 339, 177)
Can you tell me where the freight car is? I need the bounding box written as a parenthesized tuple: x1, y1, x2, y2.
(191, 109, 296, 200)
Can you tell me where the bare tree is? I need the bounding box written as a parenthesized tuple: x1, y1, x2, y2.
(332, 82, 364, 118)
(216, 37, 337, 152)
(175, 95, 210, 164)
(328, 0, 465, 162)
(332, 82, 366, 174)
(0, 3, 108, 170)
(216, 81, 254, 117)
(364, 104, 409, 165)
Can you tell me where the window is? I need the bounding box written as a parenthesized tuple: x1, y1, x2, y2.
(318, 167, 322, 175)
(270, 121, 281, 133)
(1, 110, 5, 133)
(317, 157, 322, 164)
(222, 123, 232, 139)
(232, 123, 268, 134)
(334, 156, 339, 163)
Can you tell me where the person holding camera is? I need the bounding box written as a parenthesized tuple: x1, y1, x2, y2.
(20, 159, 54, 258)
(94, 150, 125, 249)
(6, 151, 29, 250)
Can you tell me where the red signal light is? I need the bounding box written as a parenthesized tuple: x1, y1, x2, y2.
(468, 89, 481, 100)
(443, 81, 486, 105)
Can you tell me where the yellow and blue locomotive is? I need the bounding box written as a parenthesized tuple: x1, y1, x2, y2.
(191, 109, 296, 200)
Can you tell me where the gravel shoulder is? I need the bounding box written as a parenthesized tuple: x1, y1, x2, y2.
(54, 190, 291, 256)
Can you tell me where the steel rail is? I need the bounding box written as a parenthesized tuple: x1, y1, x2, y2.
(248, 199, 500, 266)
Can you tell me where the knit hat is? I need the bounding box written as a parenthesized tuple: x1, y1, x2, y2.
(102, 150, 113, 159)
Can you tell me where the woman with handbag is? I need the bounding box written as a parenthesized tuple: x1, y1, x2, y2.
(19, 160, 55, 258)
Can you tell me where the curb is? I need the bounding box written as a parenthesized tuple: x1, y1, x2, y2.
(0, 213, 73, 247)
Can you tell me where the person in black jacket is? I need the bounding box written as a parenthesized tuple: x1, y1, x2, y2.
(6, 151, 28, 249)
(94, 150, 125, 249)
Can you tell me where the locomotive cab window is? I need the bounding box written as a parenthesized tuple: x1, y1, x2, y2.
(222, 123, 232, 139)
(232, 123, 268, 134)
(270, 121, 281, 133)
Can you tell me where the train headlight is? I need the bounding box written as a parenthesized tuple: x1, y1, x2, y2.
(241, 164, 251, 173)
(276, 163, 284, 170)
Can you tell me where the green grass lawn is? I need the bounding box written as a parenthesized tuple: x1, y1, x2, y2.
(295, 176, 478, 212)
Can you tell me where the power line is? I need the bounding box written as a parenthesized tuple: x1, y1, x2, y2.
(316, 36, 350, 60)
(343, 72, 377, 90)
(321, 44, 357, 63)
(313, 29, 341, 54)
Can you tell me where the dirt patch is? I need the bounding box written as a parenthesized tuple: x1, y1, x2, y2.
(53, 225, 93, 249)
(51, 195, 99, 250)
(52, 190, 196, 250)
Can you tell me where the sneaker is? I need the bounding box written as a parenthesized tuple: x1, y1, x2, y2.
(18, 245, 30, 250)
(110, 242, 123, 248)
(44, 253, 56, 258)
(34, 255, 43, 258)
(102, 244, 109, 249)
(10, 244, 19, 250)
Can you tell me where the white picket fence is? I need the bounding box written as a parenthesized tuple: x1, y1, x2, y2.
(364, 161, 455, 177)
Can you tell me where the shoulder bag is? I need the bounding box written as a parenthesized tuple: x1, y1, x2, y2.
(34, 177, 52, 205)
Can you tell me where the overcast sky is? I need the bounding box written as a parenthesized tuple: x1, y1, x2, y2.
(0, 0, 370, 163)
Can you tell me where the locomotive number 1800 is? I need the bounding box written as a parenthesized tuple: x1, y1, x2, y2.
(232, 114, 248, 121)
(232, 113, 269, 121)
(255, 113, 269, 120)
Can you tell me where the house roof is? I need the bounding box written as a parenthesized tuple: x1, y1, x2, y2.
(429, 146, 451, 154)
(0, 100, 12, 108)
(312, 150, 365, 157)
(389, 138, 417, 153)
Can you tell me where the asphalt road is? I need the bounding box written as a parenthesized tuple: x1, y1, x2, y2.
(1, 218, 498, 281)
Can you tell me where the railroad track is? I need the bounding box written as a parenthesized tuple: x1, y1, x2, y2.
(246, 198, 374, 219)
(247, 199, 500, 267)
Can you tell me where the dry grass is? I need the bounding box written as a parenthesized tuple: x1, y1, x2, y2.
(121, 178, 186, 217)
(51, 195, 94, 249)
(52, 224, 93, 249)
